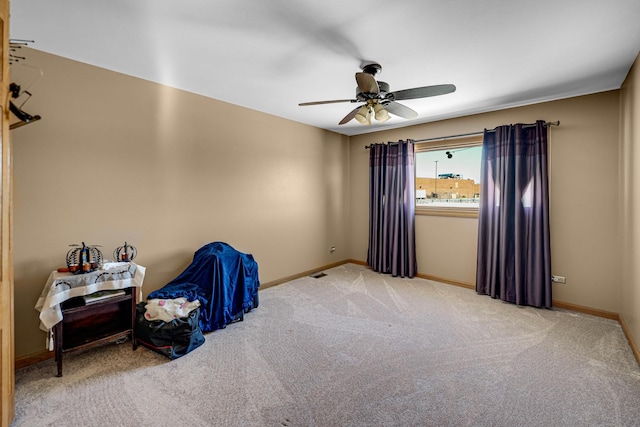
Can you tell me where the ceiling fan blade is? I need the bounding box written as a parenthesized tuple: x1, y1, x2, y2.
(299, 99, 355, 106)
(339, 105, 363, 125)
(383, 101, 418, 119)
(355, 72, 379, 94)
(390, 84, 456, 101)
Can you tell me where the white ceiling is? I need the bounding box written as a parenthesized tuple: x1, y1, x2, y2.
(9, 0, 640, 136)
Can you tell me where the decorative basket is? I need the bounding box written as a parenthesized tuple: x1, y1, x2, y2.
(114, 241, 137, 262)
(66, 242, 103, 274)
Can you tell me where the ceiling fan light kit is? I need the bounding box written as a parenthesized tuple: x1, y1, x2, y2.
(299, 62, 456, 126)
(354, 105, 371, 125)
(373, 103, 390, 123)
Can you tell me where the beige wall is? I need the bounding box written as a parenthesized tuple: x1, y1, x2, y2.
(620, 53, 640, 351)
(10, 47, 631, 359)
(349, 92, 621, 312)
(11, 49, 350, 358)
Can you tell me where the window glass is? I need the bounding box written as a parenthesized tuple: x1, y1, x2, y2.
(415, 137, 482, 213)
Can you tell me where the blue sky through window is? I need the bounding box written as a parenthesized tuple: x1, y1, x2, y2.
(416, 146, 482, 183)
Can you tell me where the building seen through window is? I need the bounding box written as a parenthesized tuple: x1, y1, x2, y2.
(415, 141, 482, 210)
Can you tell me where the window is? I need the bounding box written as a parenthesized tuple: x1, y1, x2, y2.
(415, 135, 483, 217)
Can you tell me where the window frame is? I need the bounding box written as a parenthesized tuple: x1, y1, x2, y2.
(414, 135, 483, 218)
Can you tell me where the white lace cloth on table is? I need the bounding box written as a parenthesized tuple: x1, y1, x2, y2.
(35, 262, 145, 330)
(144, 298, 201, 322)
(34, 262, 146, 351)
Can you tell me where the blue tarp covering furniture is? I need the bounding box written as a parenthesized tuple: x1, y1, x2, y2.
(148, 242, 260, 332)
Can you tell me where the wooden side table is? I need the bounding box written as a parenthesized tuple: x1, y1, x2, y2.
(53, 287, 137, 377)
(35, 262, 145, 376)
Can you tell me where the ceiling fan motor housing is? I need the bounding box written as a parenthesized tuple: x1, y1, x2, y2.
(356, 81, 389, 100)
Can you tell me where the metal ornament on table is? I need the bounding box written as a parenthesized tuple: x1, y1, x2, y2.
(114, 241, 137, 262)
(66, 242, 103, 274)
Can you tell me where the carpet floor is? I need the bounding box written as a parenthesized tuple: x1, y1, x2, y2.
(13, 263, 640, 426)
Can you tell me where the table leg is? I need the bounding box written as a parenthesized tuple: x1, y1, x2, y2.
(131, 288, 138, 350)
(54, 323, 63, 377)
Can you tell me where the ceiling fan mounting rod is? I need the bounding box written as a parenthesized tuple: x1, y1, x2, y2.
(361, 62, 382, 75)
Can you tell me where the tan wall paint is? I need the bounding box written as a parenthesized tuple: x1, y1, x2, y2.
(620, 53, 640, 349)
(10, 47, 628, 359)
(349, 92, 621, 312)
(11, 49, 350, 358)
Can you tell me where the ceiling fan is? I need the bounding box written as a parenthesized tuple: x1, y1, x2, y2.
(299, 62, 456, 126)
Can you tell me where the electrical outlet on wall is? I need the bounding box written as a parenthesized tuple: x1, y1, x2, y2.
(330, 246, 336, 253)
(551, 275, 566, 284)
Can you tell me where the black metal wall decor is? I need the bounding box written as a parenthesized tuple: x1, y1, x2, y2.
(114, 242, 137, 262)
(9, 40, 43, 130)
(66, 242, 103, 274)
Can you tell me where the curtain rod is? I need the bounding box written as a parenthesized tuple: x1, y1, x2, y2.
(365, 120, 560, 148)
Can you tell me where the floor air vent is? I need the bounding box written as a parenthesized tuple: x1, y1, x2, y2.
(310, 272, 327, 279)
